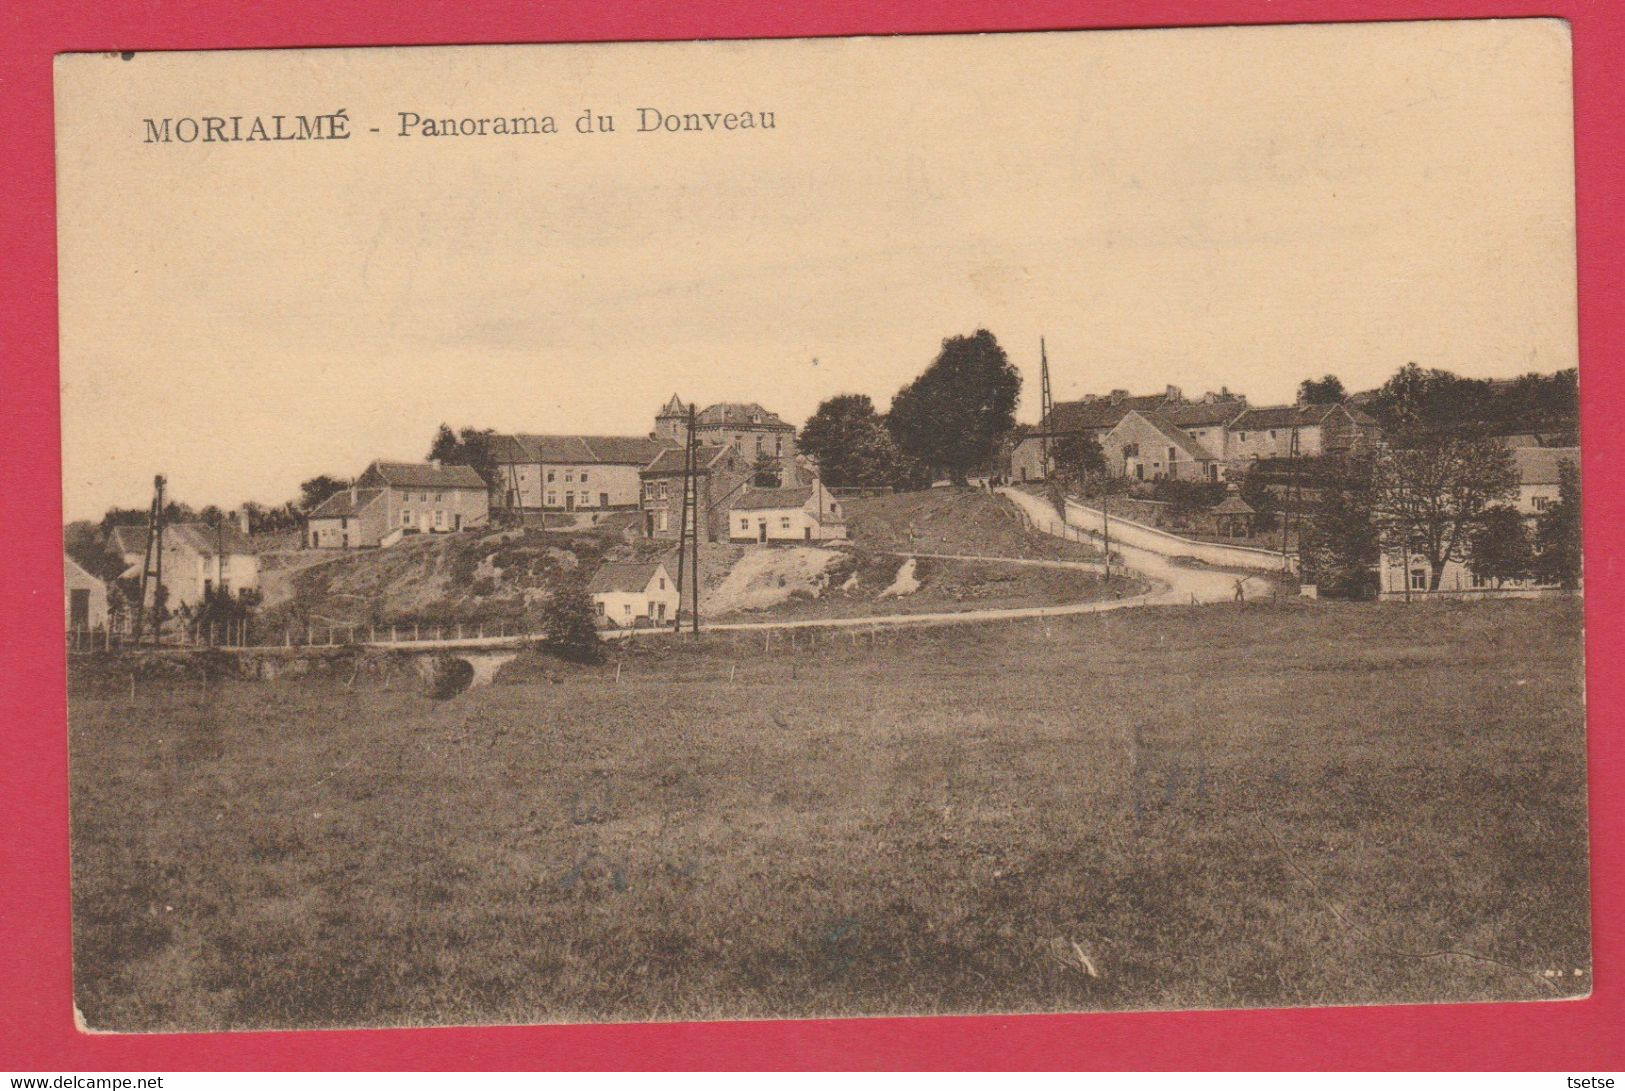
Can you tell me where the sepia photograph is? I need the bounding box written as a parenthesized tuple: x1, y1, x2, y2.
(53, 20, 1588, 1033)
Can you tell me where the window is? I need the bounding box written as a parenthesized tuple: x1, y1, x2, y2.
(624, 603, 632, 616)
(434, 510, 445, 529)
(420, 492, 428, 502)
(546, 492, 557, 506)
(401, 510, 411, 527)
(581, 472, 589, 483)
(1471, 572, 1489, 588)
(1168, 447, 1176, 463)
(435, 492, 443, 502)
(657, 511, 669, 532)
(546, 470, 555, 482)
(1534, 496, 1552, 511)
(658, 577, 666, 590)
(740, 518, 750, 530)
(596, 601, 605, 615)
(1269, 430, 1277, 440)
(1240, 432, 1248, 442)
(565, 472, 574, 482)
(643, 481, 655, 500)
(657, 481, 668, 500)
(780, 516, 791, 529)
(1409, 569, 1428, 591)
(340, 517, 348, 529)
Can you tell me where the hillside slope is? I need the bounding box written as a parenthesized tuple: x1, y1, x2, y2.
(842, 487, 1102, 561)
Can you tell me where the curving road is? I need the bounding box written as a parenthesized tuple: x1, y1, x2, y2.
(998, 487, 1275, 605)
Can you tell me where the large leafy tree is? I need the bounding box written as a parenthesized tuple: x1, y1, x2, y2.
(1467, 505, 1535, 588)
(887, 329, 1020, 486)
(1298, 451, 1380, 598)
(428, 424, 499, 484)
(800, 394, 905, 488)
(1534, 458, 1582, 589)
(1371, 436, 1519, 592)
(1297, 374, 1347, 405)
(299, 475, 352, 512)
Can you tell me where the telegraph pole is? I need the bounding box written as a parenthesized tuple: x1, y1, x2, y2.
(135, 474, 167, 645)
(1039, 337, 1054, 480)
(673, 404, 701, 634)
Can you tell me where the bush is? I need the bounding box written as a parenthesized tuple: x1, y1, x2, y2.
(541, 582, 603, 663)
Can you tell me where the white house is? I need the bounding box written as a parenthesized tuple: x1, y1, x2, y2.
(1378, 446, 1578, 599)
(110, 521, 260, 610)
(728, 479, 847, 542)
(65, 554, 108, 633)
(587, 561, 681, 628)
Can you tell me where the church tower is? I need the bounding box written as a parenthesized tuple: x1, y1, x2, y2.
(655, 394, 690, 443)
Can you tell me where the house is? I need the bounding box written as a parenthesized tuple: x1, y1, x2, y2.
(1102, 409, 1223, 483)
(488, 434, 674, 514)
(588, 561, 680, 628)
(728, 479, 847, 542)
(654, 396, 800, 483)
(306, 486, 388, 549)
(65, 554, 108, 633)
(1224, 403, 1380, 462)
(640, 444, 753, 541)
(1008, 387, 1247, 482)
(110, 521, 260, 610)
(1378, 446, 1579, 598)
(349, 460, 491, 544)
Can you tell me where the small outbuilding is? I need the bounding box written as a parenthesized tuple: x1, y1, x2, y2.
(64, 554, 108, 634)
(587, 561, 680, 628)
(1210, 494, 1256, 538)
(727, 479, 847, 543)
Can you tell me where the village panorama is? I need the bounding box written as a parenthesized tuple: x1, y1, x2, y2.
(64, 331, 1587, 1030)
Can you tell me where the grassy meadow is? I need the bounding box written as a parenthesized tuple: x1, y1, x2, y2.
(68, 598, 1590, 1030)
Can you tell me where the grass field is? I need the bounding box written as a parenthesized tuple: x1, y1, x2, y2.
(68, 598, 1589, 1030)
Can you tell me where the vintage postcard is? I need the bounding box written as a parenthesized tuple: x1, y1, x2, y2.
(55, 20, 1587, 1032)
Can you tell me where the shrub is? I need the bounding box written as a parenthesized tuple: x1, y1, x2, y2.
(541, 582, 603, 663)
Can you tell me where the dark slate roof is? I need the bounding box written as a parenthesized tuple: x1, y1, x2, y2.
(362, 460, 489, 490)
(1162, 400, 1249, 428)
(307, 487, 386, 520)
(1039, 400, 1137, 434)
(642, 445, 733, 476)
(1513, 446, 1578, 486)
(1227, 404, 1343, 431)
(489, 434, 675, 466)
(695, 402, 795, 431)
(730, 486, 815, 511)
(1124, 410, 1210, 462)
(109, 522, 257, 558)
(587, 561, 667, 594)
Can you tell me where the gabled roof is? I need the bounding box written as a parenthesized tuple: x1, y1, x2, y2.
(489, 434, 675, 466)
(695, 402, 795, 431)
(730, 485, 816, 511)
(657, 394, 690, 418)
(586, 561, 667, 594)
(1228, 404, 1344, 431)
(642, 444, 735, 476)
(1113, 410, 1211, 462)
(361, 460, 489, 490)
(307, 487, 386, 520)
(64, 554, 102, 587)
(1036, 399, 1137, 434)
(1513, 446, 1578, 487)
(108, 522, 257, 558)
(1162, 400, 1248, 429)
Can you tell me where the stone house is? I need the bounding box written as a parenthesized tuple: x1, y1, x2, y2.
(727, 479, 847, 542)
(639, 444, 752, 541)
(350, 460, 491, 544)
(488, 434, 675, 514)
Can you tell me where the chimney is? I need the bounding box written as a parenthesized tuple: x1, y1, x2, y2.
(350, 485, 358, 503)
(1165, 385, 1183, 403)
(238, 509, 251, 535)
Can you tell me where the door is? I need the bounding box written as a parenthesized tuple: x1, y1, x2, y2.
(565, 492, 575, 511)
(70, 588, 90, 631)
(600, 492, 609, 508)
(758, 521, 768, 543)
(804, 526, 812, 541)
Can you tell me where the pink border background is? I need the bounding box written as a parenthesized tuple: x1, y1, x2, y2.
(2, 0, 1619, 1070)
